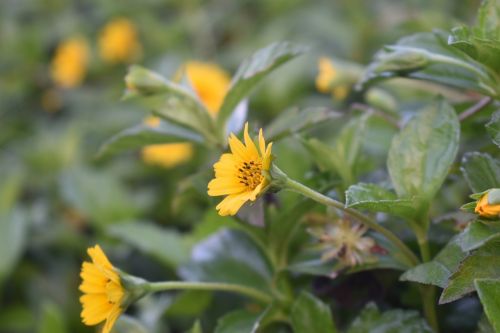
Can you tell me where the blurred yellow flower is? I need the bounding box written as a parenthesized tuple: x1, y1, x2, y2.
(181, 61, 231, 115)
(99, 18, 142, 64)
(208, 123, 272, 216)
(141, 116, 193, 168)
(316, 57, 349, 100)
(475, 192, 500, 218)
(51, 37, 89, 88)
(79, 245, 124, 333)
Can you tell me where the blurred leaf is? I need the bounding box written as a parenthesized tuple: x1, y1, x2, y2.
(97, 121, 204, 158)
(346, 303, 432, 333)
(114, 315, 148, 333)
(166, 290, 213, 317)
(216, 42, 308, 132)
(265, 107, 340, 142)
(188, 320, 203, 333)
(290, 292, 337, 333)
(179, 229, 273, 295)
(38, 302, 66, 333)
(251, 304, 285, 333)
(107, 222, 190, 268)
(474, 278, 500, 333)
(0, 306, 34, 332)
(215, 310, 260, 333)
(0, 208, 27, 286)
(0, 171, 23, 213)
(440, 238, 500, 304)
(125, 65, 217, 144)
(388, 98, 459, 208)
(59, 167, 140, 226)
(359, 31, 499, 96)
(486, 110, 500, 148)
(401, 236, 466, 288)
(345, 183, 417, 220)
(460, 220, 500, 251)
(461, 152, 500, 193)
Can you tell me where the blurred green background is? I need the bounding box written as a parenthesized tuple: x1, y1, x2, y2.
(0, 0, 483, 332)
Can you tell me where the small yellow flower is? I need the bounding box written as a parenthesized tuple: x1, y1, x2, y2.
(99, 18, 142, 64)
(51, 37, 89, 88)
(475, 192, 500, 218)
(141, 116, 194, 168)
(316, 57, 337, 93)
(181, 61, 231, 116)
(79, 245, 124, 333)
(208, 123, 273, 216)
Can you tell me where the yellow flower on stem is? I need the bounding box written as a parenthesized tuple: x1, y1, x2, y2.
(79, 245, 124, 333)
(475, 191, 500, 218)
(316, 57, 349, 101)
(51, 36, 89, 88)
(208, 123, 273, 216)
(99, 18, 142, 64)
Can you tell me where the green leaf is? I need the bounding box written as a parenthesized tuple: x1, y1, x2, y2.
(59, 167, 140, 226)
(114, 315, 148, 333)
(97, 121, 204, 158)
(216, 42, 307, 132)
(359, 31, 499, 96)
(188, 320, 203, 333)
(107, 222, 190, 269)
(440, 237, 500, 304)
(166, 290, 213, 317)
(215, 310, 260, 333)
(125, 65, 217, 143)
(0, 208, 27, 286)
(486, 111, 500, 148)
(401, 236, 466, 288)
(38, 302, 66, 333)
(461, 152, 500, 193)
(179, 229, 273, 295)
(346, 303, 432, 333)
(388, 98, 459, 206)
(345, 183, 417, 220)
(265, 107, 340, 142)
(460, 220, 500, 251)
(474, 279, 500, 333)
(290, 292, 337, 333)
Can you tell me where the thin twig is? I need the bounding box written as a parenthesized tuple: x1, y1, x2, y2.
(458, 96, 493, 121)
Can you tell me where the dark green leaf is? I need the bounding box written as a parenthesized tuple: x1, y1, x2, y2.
(290, 292, 337, 333)
(216, 42, 307, 131)
(486, 111, 500, 148)
(474, 279, 500, 333)
(460, 220, 500, 251)
(107, 222, 190, 268)
(388, 98, 459, 205)
(440, 238, 500, 304)
(215, 310, 260, 333)
(345, 183, 417, 220)
(461, 152, 500, 193)
(97, 121, 204, 158)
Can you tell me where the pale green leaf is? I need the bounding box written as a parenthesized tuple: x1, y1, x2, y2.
(474, 278, 500, 332)
(460, 152, 500, 193)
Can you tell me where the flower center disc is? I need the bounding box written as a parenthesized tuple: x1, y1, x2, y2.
(238, 160, 263, 190)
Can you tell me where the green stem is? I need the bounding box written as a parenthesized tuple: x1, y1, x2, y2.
(146, 281, 272, 304)
(283, 177, 420, 266)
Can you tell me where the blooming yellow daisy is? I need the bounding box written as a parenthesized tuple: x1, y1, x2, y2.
(208, 123, 273, 216)
(51, 36, 89, 88)
(79, 245, 124, 333)
(99, 18, 142, 64)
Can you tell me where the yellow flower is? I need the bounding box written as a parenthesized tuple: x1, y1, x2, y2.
(316, 57, 349, 100)
(181, 61, 231, 115)
(208, 123, 273, 216)
(141, 116, 194, 168)
(51, 37, 89, 88)
(79, 245, 124, 333)
(99, 18, 142, 64)
(475, 192, 500, 218)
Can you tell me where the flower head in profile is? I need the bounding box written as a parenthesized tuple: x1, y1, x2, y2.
(79, 245, 124, 333)
(309, 218, 376, 267)
(99, 18, 142, 64)
(51, 36, 89, 88)
(181, 61, 231, 115)
(208, 123, 273, 216)
(475, 190, 500, 218)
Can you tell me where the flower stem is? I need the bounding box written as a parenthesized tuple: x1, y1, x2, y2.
(283, 176, 420, 266)
(146, 281, 273, 304)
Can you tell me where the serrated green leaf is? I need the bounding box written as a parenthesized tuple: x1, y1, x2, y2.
(346, 303, 432, 333)
(215, 310, 260, 333)
(401, 236, 466, 288)
(290, 292, 337, 333)
(97, 120, 204, 158)
(388, 98, 459, 207)
(345, 183, 417, 220)
(486, 111, 500, 148)
(216, 42, 307, 133)
(461, 152, 500, 193)
(265, 107, 341, 142)
(460, 220, 500, 251)
(440, 237, 500, 304)
(474, 278, 500, 332)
